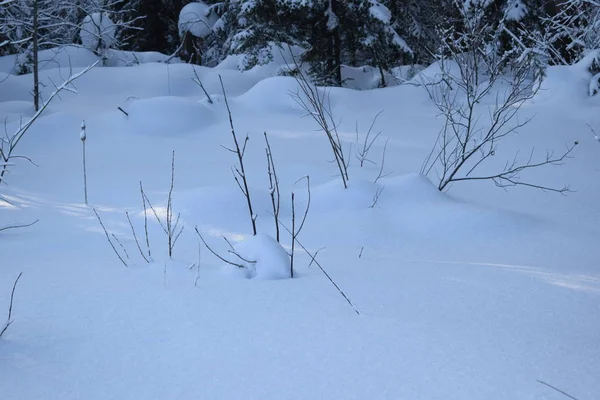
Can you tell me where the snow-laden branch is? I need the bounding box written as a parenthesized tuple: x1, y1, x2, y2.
(1, 62, 98, 185)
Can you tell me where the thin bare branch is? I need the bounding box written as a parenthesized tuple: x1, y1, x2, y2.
(125, 211, 150, 263)
(219, 75, 257, 235)
(93, 208, 128, 268)
(0, 219, 39, 232)
(194, 226, 245, 268)
(0, 272, 23, 338)
(536, 380, 579, 400)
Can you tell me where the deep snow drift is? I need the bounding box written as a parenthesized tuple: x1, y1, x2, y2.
(1, 46, 599, 400)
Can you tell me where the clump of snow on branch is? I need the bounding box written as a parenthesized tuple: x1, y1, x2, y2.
(80, 13, 117, 51)
(505, 0, 528, 21)
(178, 1, 217, 39)
(366, 0, 413, 54)
(326, 1, 339, 31)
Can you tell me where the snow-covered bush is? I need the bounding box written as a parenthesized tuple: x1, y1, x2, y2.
(80, 12, 117, 52)
(226, 234, 291, 280)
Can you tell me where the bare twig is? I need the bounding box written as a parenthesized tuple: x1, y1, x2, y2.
(80, 120, 88, 205)
(0, 272, 23, 338)
(194, 226, 245, 268)
(370, 186, 385, 208)
(111, 233, 130, 260)
(165, 151, 184, 258)
(264, 132, 281, 242)
(222, 236, 256, 264)
(141, 190, 167, 233)
(278, 219, 359, 315)
(290, 176, 311, 278)
(93, 208, 128, 267)
(219, 75, 257, 235)
(0, 219, 39, 232)
(356, 111, 384, 167)
(587, 123, 599, 145)
(194, 238, 201, 287)
(374, 138, 391, 184)
(291, 192, 296, 278)
(140, 181, 151, 259)
(308, 247, 326, 268)
(536, 380, 579, 400)
(192, 67, 213, 104)
(125, 211, 150, 263)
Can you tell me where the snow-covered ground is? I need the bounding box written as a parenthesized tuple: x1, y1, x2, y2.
(1, 47, 599, 399)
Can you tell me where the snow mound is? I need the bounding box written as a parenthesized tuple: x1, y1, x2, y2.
(537, 52, 600, 102)
(127, 97, 214, 136)
(103, 50, 181, 67)
(226, 234, 291, 280)
(0, 100, 34, 123)
(537, 65, 590, 103)
(381, 173, 450, 205)
(236, 77, 302, 113)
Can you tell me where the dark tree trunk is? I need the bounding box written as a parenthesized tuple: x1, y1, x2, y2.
(33, 0, 39, 111)
(330, 0, 342, 86)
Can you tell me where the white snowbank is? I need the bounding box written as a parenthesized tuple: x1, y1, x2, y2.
(236, 76, 303, 113)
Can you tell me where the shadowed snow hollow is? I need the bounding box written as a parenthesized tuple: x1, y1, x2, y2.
(127, 97, 214, 136)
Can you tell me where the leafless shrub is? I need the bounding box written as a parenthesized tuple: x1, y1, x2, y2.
(140, 151, 184, 259)
(420, 25, 576, 193)
(289, 62, 350, 189)
(356, 111, 383, 167)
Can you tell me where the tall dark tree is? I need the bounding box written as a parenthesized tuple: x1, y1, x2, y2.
(112, 0, 185, 54)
